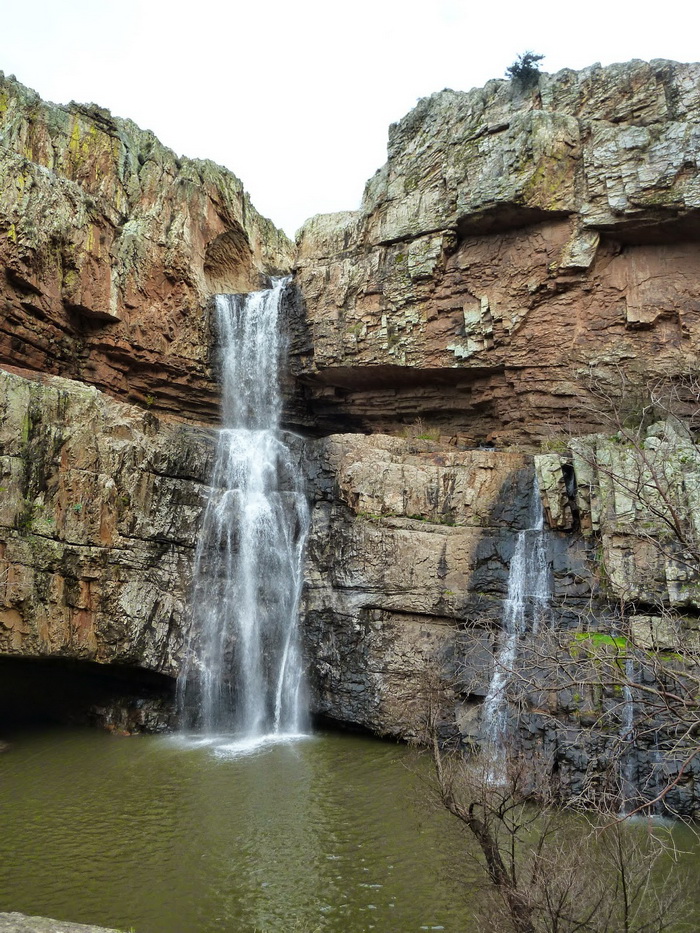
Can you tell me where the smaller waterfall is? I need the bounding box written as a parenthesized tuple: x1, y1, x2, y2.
(177, 279, 310, 750)
(619, 656, 637, 812)
(482, 476, 550, 781)
(649, 734, 670, 816)
(619, 657, 666, 816)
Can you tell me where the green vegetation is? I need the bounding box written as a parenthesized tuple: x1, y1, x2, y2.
(505, 51, 545, 85)
(574, 632, 628, 650)
(16, 498, 36, 533)
(540, 435, 569, 454)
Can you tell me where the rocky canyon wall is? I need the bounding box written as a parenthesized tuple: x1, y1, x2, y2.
(0, 59, 698, 809)
(0, 72, 294, 423)
(292, 59, 700, 813)
(292, 59, 700, 445)
(0, 368, 211, 672)
(0, 73, 292, 726)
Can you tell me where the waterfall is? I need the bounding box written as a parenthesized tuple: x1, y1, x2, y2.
(619, 657, 665, 816)
(618, 656, 638, 812)
(481, 475, 550, 781)
(177, 278, 310, 749)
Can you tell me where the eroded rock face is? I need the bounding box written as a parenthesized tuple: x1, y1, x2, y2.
(535, 419, 700, 609)
(0, 365, 572, 739)
(301, 433, 583, 736)
(0, 367, 214, 674)
(0, 73, 294, 423)
(0, 73, 298, 728)
(293, 60, 700, 444)
(0, 58, 698, 820)
(528, 424, 700, 816)
(0, 364, 546, 737)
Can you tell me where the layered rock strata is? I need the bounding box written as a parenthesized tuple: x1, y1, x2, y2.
(2, 360, 696, 812)
(289, 59, 700, 813)
(0, 73, 293, 423)
(536, 418, 700, 610)
(293, 60, 700, 444)
(0, 364, 557, 735)
(0, 61, 698, 820)
(301, 433, 593, 736)
(0, 366, 213, 725)
(526, 421, 700, 816)
(0, 73, 293, 726)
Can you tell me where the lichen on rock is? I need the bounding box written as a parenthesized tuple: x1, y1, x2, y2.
(0, 72, 294, 423)
(293, 59, 700, 446)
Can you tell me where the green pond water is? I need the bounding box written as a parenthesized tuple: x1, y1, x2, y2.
(0, 728, 698, 933)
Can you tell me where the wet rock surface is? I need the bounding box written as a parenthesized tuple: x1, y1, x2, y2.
(0, 366, 553, 736)
(0, 914, 121, 933)
(302, 433, 575, 736)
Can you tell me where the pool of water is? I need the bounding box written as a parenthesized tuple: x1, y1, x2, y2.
(0, 728, 478, 933)
(1, 728, 698, 933)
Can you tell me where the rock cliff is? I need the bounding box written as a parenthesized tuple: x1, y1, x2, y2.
(0, 73, 294, 423)
(302, 434, 532, 735)
(0, 62, 698, 810)
(0, 72, 292, 726)
(290, 61, 699, 807)
(293, 60, 700, 445)
(0, 368, 212, 672)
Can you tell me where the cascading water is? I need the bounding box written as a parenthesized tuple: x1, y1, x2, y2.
(619, 656, 638, 812)
(482, 475, 550, 781)
(619, 657, 666, 816)
(177, 278, 310, 750)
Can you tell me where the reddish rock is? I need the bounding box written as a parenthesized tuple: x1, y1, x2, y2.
(293, 60, 700, 445)
(0, 73, 294, 424)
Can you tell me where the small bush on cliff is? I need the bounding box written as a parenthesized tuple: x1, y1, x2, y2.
(506, 51, 545, 85)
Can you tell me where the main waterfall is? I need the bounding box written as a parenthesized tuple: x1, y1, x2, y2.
(178, 278, 310, 748)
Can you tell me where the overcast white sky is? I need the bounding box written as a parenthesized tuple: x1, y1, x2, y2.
(1, 0, 697, 237)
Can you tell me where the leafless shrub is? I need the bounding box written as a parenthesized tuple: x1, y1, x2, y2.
(426, 728, 690, 933)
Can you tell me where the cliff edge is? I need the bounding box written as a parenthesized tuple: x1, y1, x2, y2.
(294, 59, 700, 444)
(0, 73, 294, 423)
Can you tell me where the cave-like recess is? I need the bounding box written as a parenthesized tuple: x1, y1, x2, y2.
(0, 656, 175, 732)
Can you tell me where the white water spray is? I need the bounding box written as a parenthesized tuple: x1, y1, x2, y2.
(178, 279, 309, 747)
(482, 476, 550, 781)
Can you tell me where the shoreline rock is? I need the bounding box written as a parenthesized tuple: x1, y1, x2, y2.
(0, 913, 123, 933)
